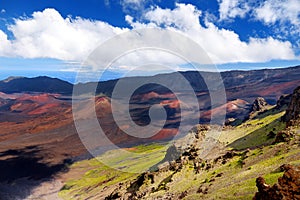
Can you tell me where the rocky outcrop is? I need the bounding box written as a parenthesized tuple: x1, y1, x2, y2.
(273, 130, 294, 144)
(251, 97, 268, 112)
(107, 125, 228, 200)
(276, 94, 292, 110)
(155, 125, 226, 170)
(283, 86, 300, 125)
(253, 164, 300, 200)
(156, 125, 209, 166)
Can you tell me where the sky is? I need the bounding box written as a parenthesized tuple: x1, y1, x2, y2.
(0, 0, 299, 81)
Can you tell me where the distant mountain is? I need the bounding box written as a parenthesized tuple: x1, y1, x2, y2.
(1, 65, 300, 102)
(0, 76, 73, 94)
(91, 65, 300, 103)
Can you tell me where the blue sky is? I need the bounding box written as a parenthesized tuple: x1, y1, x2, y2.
(0, 0, 299, 81)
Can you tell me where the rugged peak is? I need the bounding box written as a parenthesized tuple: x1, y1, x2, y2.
(276, 94, 292, 110)
(283, 86, 300, 125)
(251, 97, 268, 112)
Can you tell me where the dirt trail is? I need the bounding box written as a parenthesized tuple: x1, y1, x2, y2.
(25, 179, 63, 200)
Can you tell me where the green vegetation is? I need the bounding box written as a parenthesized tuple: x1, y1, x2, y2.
(145, 142, 299, 200)
(59, 143, 168, 199)
(220, 111, 286, 150)
(59, 106, 300, 200)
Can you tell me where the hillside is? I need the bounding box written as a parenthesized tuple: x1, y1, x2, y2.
(77, 65, 300, 105)
(0, 76, 73, 94)
(0, 67, 300, 199)
(56, 86, 300, 200)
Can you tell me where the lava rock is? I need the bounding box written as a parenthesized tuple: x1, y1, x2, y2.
(251, 97, 268, 112)
(253, 165, 300, 200)
(283, 86, 300, 125)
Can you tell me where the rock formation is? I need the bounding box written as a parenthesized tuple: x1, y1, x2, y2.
(251, 97, 268, 112)
(273, 130, 294, 144)
(283, 86, 300, 125)
(276, 94, 292, 110)
(253, 164, 300, 200)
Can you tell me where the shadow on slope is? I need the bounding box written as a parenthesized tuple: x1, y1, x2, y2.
(0, 145, 71, 199)
(229, 117, 286, 150)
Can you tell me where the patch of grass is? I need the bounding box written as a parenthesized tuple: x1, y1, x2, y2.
(128, 143, 166, 153)
(161, 139, 300, 200)
(219, 111, 285, 148)
(59, 143, 168, 200)
(264, 172, 284, 185)
(226, 112, 286, 150)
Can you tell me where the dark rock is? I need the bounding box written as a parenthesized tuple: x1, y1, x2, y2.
(197, 186, 208, 194)
(255, 177, 271, 193)
(179, 191, 188, 199)
(209, 178, 215, 182)
(105, 192, 121, 200)
(205, 163, 212, 170)
(267, 131, 276, 139)
(280, 164, 293, 172)
(251, 97, 268, 112)
(127, 172, 155, 193)
(253, 165, 300, 200)
(283, 86, 300, 125)
(273, 130, 294, 144)
(276, 94, 292, 110)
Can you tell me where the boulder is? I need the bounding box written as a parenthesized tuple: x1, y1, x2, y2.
(253, 164, 300, 200)
(273, 130, 294, 144)
(251, 97, 268, 112)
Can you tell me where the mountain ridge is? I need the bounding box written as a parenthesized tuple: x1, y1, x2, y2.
(1, 65, 300, 99)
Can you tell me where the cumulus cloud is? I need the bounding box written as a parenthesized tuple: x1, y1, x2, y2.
(0, 5, 297, 71)
(218, 0, 250, 20)
(255, 0, 300, 26)
(127, 3, 296, 63)
(0, 30, 11, 56)
(3, 8, 127, 60)
(217, 0, 300, 37)
(143, 4, 202, 30)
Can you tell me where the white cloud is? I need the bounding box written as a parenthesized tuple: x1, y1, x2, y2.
(0, 30, 12, 56)
(217, 0, 300, 36)
(0, 5, 297, 71)
(255, 0, 300, 26)
(120, 0, 148, 13)
(127, 4, 296, 63)
(4, 8, 127, 60)
(144, 4, 202, 30)
(1, 9, 5, 14)
(218, 0, 250, 20)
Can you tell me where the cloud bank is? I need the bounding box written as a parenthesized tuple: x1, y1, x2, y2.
(0, 4, 298, 70)
(128, 3, 295, 64)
